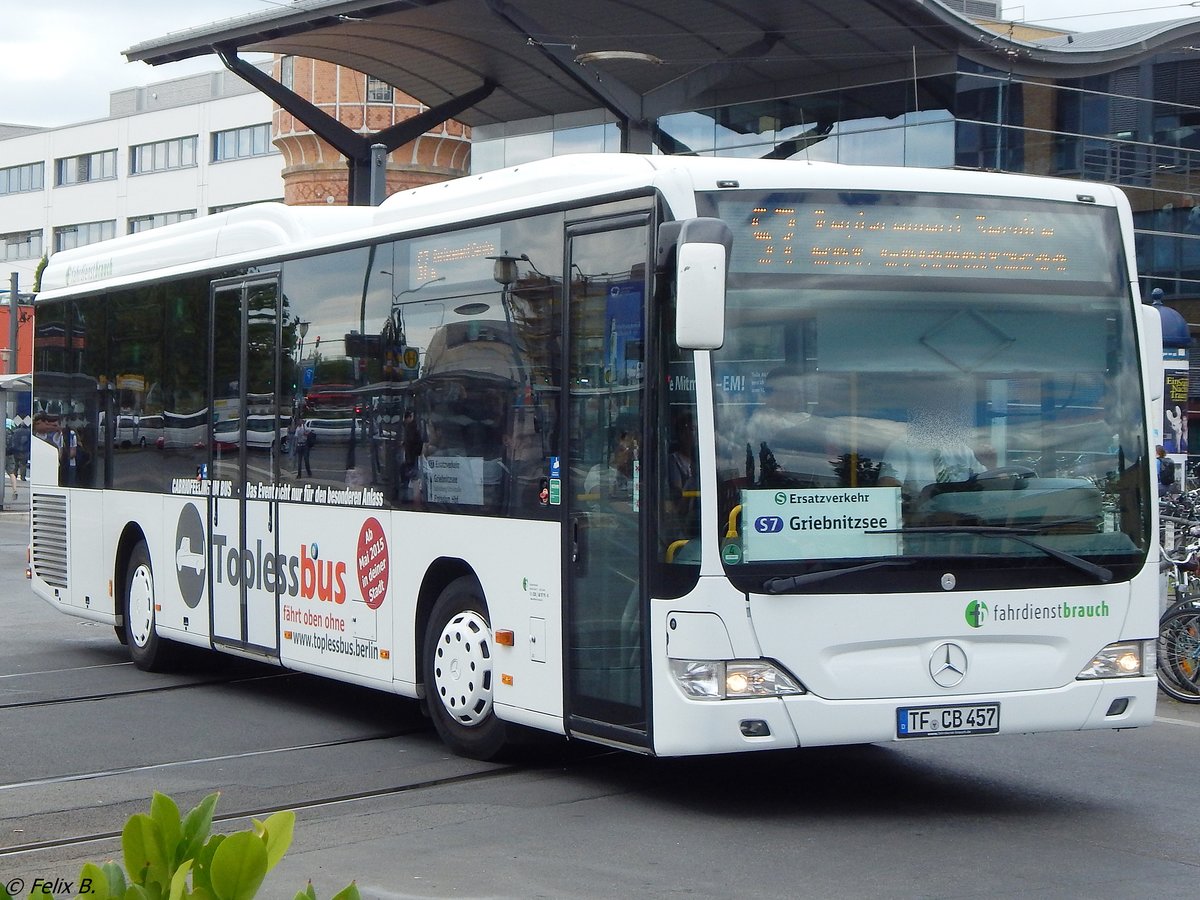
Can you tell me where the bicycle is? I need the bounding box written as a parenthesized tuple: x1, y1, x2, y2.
(1156, 495, 1200, 702)
(1158, 596, 1200, 703)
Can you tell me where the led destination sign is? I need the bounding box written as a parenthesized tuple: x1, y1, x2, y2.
(712, 193, 1116, 283)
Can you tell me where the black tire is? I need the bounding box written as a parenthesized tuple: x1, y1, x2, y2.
(123, 541, 174, 671)
(1157, 608, 1200, 703)
(422, 576, 509, 759)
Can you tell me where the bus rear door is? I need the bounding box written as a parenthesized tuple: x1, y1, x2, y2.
(208, 276, 282, 657)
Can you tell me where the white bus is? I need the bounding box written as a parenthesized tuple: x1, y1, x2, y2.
(30, 154, 1159, 759)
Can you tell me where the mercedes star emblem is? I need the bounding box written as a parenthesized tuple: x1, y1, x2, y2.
(929, 642, 968, 688)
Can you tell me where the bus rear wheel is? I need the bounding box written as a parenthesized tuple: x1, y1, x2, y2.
(124, 541, 173, 671)
(423, 576, 509, 759)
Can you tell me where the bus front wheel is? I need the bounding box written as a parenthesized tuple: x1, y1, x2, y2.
(423, 576, 509, 759)
(124, 542, 172, 671)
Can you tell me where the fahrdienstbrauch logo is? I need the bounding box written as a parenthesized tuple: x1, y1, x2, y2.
(965, 600, 988, 628)
(965, 598, 1110, 627)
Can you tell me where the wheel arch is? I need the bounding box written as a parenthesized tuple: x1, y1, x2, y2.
(113, 521, 150, 628)
(414, 557, 481, 689)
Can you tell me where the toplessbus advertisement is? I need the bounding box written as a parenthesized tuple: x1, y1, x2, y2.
(277, 510, 392, 678)
(165, 488, 393, 681)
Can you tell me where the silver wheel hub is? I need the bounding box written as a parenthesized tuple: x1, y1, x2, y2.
(432, 610, 494, 727)
(128, 563, 154, 648)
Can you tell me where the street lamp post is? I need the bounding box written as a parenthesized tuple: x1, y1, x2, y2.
(8, 273, 17, 377)
(3, 273, 33, 376)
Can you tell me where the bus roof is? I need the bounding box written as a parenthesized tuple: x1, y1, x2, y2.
(38, 154, 1128, 299)
(39, 202, 378, 297)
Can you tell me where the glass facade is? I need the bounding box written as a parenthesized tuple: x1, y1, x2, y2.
(472, 57, 1200, 302)
(473, 52, 1200, 436)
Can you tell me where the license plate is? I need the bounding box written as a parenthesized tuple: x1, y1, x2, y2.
(897, 703, 1000, 738)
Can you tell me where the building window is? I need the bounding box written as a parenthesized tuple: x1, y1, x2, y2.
(0, 162, 44, 195)
(54, 221, 116, 252)
(130, 136, 198, 175)
(55, 150, 117, 186)
(367, 76, 393, 103)
(211, 124, 274, 162)
(128, 210, 197, 234)
(281, 55, 294, 90)
(2, 230, 42, 262)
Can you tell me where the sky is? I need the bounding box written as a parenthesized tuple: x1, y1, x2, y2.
(3, 0, 1199, 128)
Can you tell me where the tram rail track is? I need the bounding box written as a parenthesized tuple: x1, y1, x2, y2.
(0, 730, 414, 794)
(0, 761, 515, 861)
(0, 669, 295, 711)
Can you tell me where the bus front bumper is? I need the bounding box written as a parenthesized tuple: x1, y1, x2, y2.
(650, 675, 1157, 757)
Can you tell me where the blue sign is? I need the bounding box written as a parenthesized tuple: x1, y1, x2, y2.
(754, 516, 785, 533)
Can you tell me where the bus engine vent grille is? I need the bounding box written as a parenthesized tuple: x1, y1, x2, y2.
(31, 492, 69, 589)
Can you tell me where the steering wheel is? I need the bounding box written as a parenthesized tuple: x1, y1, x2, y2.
(916, 465, 1037, 504)
(972, 465, 1036, 488)
(978, 465, 1036, 479)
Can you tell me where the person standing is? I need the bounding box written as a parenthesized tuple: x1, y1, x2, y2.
(5, 422, 15, 496)
(1158, 444, 1177, 497)
(11, 420, 30, 481)
(398, 409, 423, 495)
(36, 417, 78, 486)
(60, 423, 78, 486)
(295, 419, 314, 478)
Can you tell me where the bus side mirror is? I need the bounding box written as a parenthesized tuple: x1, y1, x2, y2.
(675, 218, 732, 350)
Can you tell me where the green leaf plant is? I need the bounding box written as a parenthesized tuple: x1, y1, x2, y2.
(0, 791, 359, 900)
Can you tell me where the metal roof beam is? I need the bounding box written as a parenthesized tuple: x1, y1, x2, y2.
(483, 1, 647, 128)
(217, 44, 370, 160)
(217, 45, 494, 205)
(372, 78, 496, 149)
(642, 31, 784, 119)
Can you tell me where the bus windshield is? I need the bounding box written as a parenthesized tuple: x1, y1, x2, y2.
(702, 188, 1149, 587)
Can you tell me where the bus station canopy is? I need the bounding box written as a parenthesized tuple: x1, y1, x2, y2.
(0, 374, 31, 392)
(125, 0, 1200, 135)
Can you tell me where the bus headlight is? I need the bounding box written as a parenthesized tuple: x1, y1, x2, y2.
(670, 659, 805, 699)
(1077, 641, 1155, 679)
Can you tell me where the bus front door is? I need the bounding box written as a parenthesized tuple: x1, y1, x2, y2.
(208, 277, 282, 657)
(564, 218, 651, 750)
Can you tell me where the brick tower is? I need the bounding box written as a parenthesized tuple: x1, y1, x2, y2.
(271, 56, 471, 206)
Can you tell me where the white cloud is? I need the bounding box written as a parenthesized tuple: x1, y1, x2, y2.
(1012, 0, 1200, 29)
(2, 1, 270, 126)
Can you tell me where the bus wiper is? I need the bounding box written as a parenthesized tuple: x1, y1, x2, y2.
(865, 524, 1113, 583)
(762, 559, 918, 593)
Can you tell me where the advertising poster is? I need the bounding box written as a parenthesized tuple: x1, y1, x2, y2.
(603, 282, 643, 386)
(1164, 370, 1188, 455)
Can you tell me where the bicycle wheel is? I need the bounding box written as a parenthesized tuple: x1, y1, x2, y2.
(1161, 610, 1199, 687)
(1158, 608, 1200, 703)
